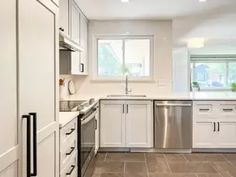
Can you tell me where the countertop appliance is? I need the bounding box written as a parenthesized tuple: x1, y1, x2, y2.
(154, 100, 192, 151)
(59, 99, 97, 177)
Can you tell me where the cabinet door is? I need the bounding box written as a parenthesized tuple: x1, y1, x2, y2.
(59, 0, 69, 36)
(0, 0, 19, 176)
(216, 121, 236, 148)
(70, 0, 80, 44)
(193, 121, 215, 148)
(80, 14, 88, 75)
(19, 0, 59, 177)
(100, 101, 125, 147)
(126, 101, 153, 148)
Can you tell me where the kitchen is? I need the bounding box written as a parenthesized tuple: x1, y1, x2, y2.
(1, 0, 236, 177)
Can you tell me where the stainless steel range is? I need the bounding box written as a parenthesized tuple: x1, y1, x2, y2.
(59, 99, 97, 177)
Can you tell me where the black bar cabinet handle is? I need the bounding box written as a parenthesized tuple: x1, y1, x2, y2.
(126, 104, 129, 114)
(213, 122, 216, 132)
(66, 147, 75, 156)
(217, 122, 220, 132)
(66, 128, 75, 135)
(22, 115, 31, 177)
(29, 112, 37, 176)
(66, 165, 75, 175)
(80, 63, 84, 72)
(95, 119, 98, 130)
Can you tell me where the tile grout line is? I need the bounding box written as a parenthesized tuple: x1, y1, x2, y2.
(104, 152, 107, 161)
(144, 153, 150, 177)
(209, 160, 225, 177)
(163, 153, 172, 174)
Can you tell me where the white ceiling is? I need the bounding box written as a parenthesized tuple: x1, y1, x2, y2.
(76, 0, 236, 20)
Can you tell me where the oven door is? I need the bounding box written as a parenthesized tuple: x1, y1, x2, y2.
(80, 109, 96, 177)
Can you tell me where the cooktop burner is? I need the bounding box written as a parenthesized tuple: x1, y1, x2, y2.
(59, 100, 86, 112)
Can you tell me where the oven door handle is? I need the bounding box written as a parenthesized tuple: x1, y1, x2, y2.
(81, 111, 96, 125)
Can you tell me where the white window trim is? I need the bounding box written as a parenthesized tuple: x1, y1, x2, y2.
(190, 55, 236, 91)
(92, 35, 154, 82)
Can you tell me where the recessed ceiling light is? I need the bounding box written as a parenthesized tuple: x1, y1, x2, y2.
(121, 0, 129, 3)
(199, 0, 207, 2)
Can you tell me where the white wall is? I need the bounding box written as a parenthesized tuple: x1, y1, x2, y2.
(71, 20, 173, 96)
(172, 47, 190, 93)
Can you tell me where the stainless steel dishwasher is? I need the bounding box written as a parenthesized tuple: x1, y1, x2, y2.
(154, 100, 192, 151)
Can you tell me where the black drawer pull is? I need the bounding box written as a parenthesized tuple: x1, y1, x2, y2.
(66, 147, 75, 156)
(199, 108, 210, 111)
(213, 122, 216, 132)
(66, 128, 75, 135)
(66, 165, 75, 175)
(223, 108, 233, 112)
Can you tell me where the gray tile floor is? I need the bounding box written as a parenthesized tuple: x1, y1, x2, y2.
(92, 153, 236, 177)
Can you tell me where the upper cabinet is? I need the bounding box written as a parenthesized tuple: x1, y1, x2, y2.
(70, 0, 80, 45)
(80, 14, 88, 75)
(59, 0, 88, 75)
(59, 0, 69, 37)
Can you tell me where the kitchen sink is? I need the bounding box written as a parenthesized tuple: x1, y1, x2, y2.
(107, 94, 147, 98)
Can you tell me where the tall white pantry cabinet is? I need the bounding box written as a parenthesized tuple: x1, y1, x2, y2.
(0, 0, 59, 177)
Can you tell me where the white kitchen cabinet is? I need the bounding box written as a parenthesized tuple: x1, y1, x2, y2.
(70, 0, 80, 45)
(60, 118, 77, 174)
(59, 0, 69, 36)
(0, 0, 19, 175)
(19, 0, 59, 177)
(193, 121, 215, 148)
(216, 121, 236, 148)
(126, 101, 153, 148)
(0, 0, 59, 176)
(100, 100, 153, 148)
(60, 51, 82, 75)
(79, 14, 88, 75)
(100, 101, 126, 147)
(59, 0, 88, 76)
(193, 101, 236, 149)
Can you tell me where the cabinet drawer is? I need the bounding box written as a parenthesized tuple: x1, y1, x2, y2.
(60, 118, 77, 144)
(60, 138, 77, 170)
(194, 103, 213, 114)
(61, 152, 77, 177)
(218, 103, 236, 116)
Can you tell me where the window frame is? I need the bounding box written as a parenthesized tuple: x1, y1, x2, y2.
(190, 55, 236, 91)
(93, 35, 154, 82)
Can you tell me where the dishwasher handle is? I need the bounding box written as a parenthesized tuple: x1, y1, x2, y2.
(156, 103, 192, 107)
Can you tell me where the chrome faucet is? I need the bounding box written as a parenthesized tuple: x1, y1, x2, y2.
(125, 74, 132, 95)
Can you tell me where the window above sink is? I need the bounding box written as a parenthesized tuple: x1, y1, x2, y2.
(93, 35, 154, 82)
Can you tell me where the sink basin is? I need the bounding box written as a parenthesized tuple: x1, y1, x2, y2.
(107, 94, 147, 98)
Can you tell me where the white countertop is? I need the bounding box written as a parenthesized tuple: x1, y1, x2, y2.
(62, 92, 236, 101)
(59, 112, 79, 128)
(59, 92, 236, 127)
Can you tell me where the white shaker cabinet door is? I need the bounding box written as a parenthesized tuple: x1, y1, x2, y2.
(70, 0, 80, 45)
(0, 0, 19, 176)
(80, 14, 88, 75)
(216, 121, 236, 148)
(18, 0, 59, 177)
(100, 101, 126, 147)
(59, 0, 69, 36)
(125, 101, 153, 148)
(193, 121, 215, 148)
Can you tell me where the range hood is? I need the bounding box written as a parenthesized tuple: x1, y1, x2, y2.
(59, 32, 84, 52)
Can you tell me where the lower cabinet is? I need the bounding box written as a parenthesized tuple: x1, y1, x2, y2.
(59, 118, 77, 176)
(100, 100, 153, 148)
(193, 101, 236, 149)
